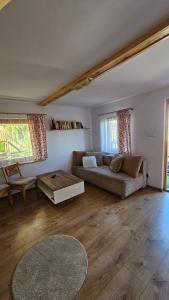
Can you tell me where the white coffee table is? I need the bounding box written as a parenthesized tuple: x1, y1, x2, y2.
(37, 170, 84, 204)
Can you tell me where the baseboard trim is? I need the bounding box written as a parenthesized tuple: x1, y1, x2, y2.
(147, 185, 163, 192)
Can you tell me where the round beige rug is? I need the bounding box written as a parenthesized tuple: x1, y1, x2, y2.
(12, 235, 88, 300)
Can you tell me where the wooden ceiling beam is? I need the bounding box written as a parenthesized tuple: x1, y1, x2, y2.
(39, 19, 169, 106)
(0, 0, 11, 11)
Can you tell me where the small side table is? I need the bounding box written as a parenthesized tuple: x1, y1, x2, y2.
(0, 184, 12, 205)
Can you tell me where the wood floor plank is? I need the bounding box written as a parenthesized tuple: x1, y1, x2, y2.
(94, 266, 147, 300)
(140, 249, 169, 300)
(0, 184, 168, 300)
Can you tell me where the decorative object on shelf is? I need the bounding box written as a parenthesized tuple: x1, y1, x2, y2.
(50, 119, 87, 130)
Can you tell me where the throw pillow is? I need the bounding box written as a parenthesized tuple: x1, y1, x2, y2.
(103, 154, 121, 166)
(82, 156, 97, 168)
(110, 157, 123, 173)
(121, 156, 143, 178)
(86, 151, 103, 166)
(103, 155, 115, 166)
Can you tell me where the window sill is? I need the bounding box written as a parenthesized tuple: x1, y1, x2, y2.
(0, 157, 47, 168)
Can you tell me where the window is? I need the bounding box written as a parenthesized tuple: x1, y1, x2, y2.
(0, 114, 47, 166)
(100, 115, 118, 153)
(0, 122, 33, 164)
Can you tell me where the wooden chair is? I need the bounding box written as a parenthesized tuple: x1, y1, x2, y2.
(2, 163, 37, 204)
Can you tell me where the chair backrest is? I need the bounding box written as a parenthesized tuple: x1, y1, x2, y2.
(2, 163, 21, 183)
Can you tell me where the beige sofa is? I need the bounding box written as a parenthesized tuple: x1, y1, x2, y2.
(72, 151, 147, 199)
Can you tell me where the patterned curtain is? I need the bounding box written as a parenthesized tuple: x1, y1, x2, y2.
(27, 114, 48, 161)
(117, 109, 131, 154)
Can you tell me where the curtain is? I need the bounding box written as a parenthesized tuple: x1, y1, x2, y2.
(117, 109, 131, 154)
(27, 114, 48, 162)
(100, 115, 118, 153)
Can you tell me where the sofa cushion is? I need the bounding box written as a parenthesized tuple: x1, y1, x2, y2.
(72, 151, 86, 166)
(82, 156, 97, 168)
(86, 151, 103, 166)
(110, 157, 123, 173)
(72, 165, 144, 198)
(79, 165, 135, 181)
(121, 156, 143, 178)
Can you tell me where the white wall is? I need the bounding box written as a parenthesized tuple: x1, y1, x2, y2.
(0, 99, 92, 182)
(92, 86, 169, 189)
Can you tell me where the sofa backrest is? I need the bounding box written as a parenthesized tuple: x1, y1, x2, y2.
(102, 155, 115, 166)
(72, 151, 147, 176)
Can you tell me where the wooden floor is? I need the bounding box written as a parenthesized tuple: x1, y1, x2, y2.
(1, 184, 169, 300)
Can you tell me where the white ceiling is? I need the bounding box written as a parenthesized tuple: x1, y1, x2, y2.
(0, 0, 169, 106)
(58, 37, 169, 106)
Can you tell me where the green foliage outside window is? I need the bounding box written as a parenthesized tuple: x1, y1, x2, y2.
(0, 124, 33, 160)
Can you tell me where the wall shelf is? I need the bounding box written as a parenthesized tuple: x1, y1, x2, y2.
(51, 128, 90, 131)
(50, 119, 90, 131)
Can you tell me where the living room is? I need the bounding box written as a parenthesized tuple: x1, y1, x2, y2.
(1, 1, 169, 299)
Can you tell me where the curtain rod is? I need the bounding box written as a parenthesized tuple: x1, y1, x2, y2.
(0, 112, 47, 116)
(97, 107, 134, 117)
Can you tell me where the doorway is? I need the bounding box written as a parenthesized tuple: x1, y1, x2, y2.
(164, 99, 169, 190)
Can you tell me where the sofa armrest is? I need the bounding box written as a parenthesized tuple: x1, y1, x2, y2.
(140, 159, 147, 188)
(72, 151, 87, 166)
